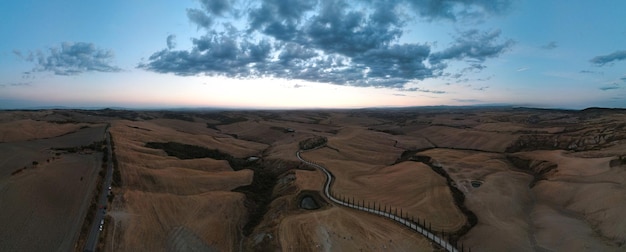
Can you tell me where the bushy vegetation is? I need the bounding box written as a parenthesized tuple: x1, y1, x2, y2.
(201, 113, 248, 130)
(162, 112, 194, 122)
(145, 142, 232, 160)
(109, 133, 122, 186)
(145, 141, 280, 236)
(144, 141, 261, 171)
(233, 168, 277, 236)
(52, 140, 105, 153)
(298, 136, 327, 150)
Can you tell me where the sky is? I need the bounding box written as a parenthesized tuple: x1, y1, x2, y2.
(1, 0, 625, 109)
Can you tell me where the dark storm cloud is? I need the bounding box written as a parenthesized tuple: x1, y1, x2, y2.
(541, 41, 557, 50)
(140, 0, 513, 88)
(167, 35, 177, 50)
(15, 42, 121, 76)
(590, 50, 626, 66)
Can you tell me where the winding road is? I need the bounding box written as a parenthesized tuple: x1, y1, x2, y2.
(296, 150, 460, 252)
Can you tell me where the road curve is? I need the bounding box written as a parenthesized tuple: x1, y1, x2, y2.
(296, 150, 459, 252)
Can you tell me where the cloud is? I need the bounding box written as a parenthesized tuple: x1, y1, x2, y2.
(392, 93, 407, 96)
(167, 35, 177, 50)
(541, 41, 557, 50)
(429, 29, 514, 64)
(248, 0, 318, 40)
(405, 0, 513, 21)
(621, 76, 626, 82)
(599, 84, 620, 91)
(15, 42, 121, 76)
(187, 8, 213, 29)
(579, 70, 603, 75)
(0, 82, 32, 88)
(590, 50, 626, 66)
(402, 87, 446, 94)
(140, 0, 513, 89)
(198, 0, 232, 16)
(516, 67, 529, 72)
(474, 86, 489, 91)
(293, 84, 305, 88)
(454, 98, 482, 103)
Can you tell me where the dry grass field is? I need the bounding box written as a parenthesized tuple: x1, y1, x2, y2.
(1, 107, 625, 251)
(0, 116, 106, 252)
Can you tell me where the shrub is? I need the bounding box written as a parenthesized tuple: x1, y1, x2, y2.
(298, 136, 327, 150)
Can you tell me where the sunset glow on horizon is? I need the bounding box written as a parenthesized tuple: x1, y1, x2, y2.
(1, 0, 625, 109)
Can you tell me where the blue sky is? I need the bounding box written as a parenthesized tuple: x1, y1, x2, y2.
(1, 0, 625, 109)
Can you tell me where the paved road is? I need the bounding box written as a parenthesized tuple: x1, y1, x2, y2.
(296, 150, 460, 252)
(83, 131, 114, 252)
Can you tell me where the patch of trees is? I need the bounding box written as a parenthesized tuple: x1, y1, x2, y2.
(52, 140, 105, 153)
(11, 167, 25, 175)
(367, 127, 404, 135)
(298, 136, 327, 150)
(162, 112, 195, 122)
(233, 166, 277, 236)
(205, 114, 248, 130)
(109, 134, 122, 186)
(408, 154, 477, 245)
(49, 119, 81, 124)
(127, 125, 152, 131)
(84, 108, 145, 121)
(144, 141, 261, 170)
(506, 156, 557, 187)
(145, 142, 232, 160)
(144, 141, 288, 237)
(393, 149, 477, 245)
(270, 126, 295, 133)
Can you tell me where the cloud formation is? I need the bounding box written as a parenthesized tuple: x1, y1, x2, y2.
(429, 30, 513, 64)
(139, 0, 513, 89)
(541, 41, 557, 50)
(15, 42, 121, 76)
(579, 70, 602, 75)
(0, 82, 32, 88)
(590, 50, 626, 66)
(599, 84, 619, 91)
(405, 0, 513, 21)
(167, 35, 177, 50)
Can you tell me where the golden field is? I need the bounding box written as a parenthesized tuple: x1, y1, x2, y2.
(1, 107, 625, 251)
